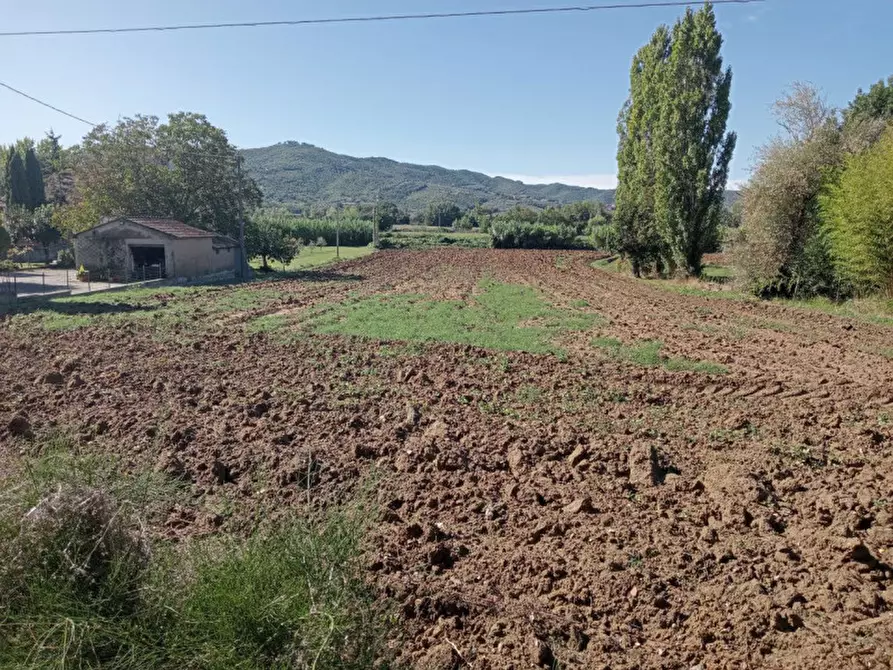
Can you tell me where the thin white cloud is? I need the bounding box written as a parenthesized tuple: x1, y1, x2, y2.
(491, 173, 745, 191)
(493, 173, 619, 190)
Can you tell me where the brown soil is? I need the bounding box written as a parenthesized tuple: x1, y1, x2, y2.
(2, 249, 892, 669)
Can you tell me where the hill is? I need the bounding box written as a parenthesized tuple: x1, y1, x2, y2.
(240, 142, 615, 214)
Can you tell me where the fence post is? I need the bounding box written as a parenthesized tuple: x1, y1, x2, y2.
(42, 272, 46, 293)
(66, 269, 70, 288)
(107, 267, 111, 289)
(87, 271, 91, 292)
(142, 265, 146, 282)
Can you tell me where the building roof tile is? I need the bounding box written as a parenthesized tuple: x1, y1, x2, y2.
(124, 218, 215, 239)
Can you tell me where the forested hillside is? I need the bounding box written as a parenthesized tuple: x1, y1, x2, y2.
(239, 142, 614, 214)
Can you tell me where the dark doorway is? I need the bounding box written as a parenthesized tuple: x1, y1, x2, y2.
(130, 245, 166, 281)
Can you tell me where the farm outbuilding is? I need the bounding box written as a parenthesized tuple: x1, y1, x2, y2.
(74, 217, 242, 282)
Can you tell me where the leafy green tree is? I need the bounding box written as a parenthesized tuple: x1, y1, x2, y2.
(24, 148, 46, 209)
(5, 151, 30, 210)
(373, 201, 405, 231)
(36, 130, 71, 205)
(653, 4, 736, 276)
(614, 26, 669, 276)
(844, 76, 893, 128)
(36, 129, 64, 174)
(423, 201, 462, 227)
(68, 113, 261, 238)
(493, 205, 539, 225)
(247, 211, 300, 270)
(821, 127, 893, 294)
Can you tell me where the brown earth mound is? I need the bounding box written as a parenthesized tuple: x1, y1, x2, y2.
(2, 249, 892, 668)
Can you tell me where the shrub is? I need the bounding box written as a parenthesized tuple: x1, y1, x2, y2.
(591, 223, 619, 253)
(489, 221, 581, 250)
(732, 84, 844, 297)
(822, 127, 893, 295)
(56, 247, 75, 268)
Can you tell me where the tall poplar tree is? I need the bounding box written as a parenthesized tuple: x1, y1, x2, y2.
(614, 27, 669, 277)
(614, 2, 735, 277)
(654, 4, 736, 276)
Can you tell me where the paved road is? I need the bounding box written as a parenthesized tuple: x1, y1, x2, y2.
(2, 269, 127, 297)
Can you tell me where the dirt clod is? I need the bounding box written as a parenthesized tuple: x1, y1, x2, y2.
(41, 370, 64, 385)
(563, 496, 594, 515)
(7, 414, 32, 438)
(628, 444, 659, 487)
(418, 644, 459, 670)
(507, 447, 524, 474)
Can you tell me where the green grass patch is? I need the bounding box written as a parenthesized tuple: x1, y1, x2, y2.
(592, 256, 623, 272)
(245, 313, 289, 335)
(702, 264, 734, 282)
(253, 245, 375, 273)
(0, 442, 387, 669)
(592, 337, 727, 374)
(9, 284, 290, 334)
(304, 281, 604, 355)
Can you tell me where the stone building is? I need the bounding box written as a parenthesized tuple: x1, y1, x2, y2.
(74, 217, 242, 282)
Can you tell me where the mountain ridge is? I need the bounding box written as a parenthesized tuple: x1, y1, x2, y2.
(240, 141, 615, 214)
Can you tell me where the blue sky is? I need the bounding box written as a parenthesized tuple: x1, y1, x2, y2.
(1, 0, 891, 188)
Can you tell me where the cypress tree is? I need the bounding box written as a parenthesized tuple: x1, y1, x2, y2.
(5, 150, 30, 210)
(24, 147, 46, 209)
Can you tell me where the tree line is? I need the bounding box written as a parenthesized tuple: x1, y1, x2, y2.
(611, 2, 893, 301)
(732, 77, 893, 297)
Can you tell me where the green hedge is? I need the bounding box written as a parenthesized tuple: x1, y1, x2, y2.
(288, 218, 373, 247)
(489, 221, 585, 250)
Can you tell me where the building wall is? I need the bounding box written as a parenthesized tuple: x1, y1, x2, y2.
(168, 238, 213, 279)
(75, 220, 240, 281)
(75, 221, 165, 281)
(209, 245, 240, 274)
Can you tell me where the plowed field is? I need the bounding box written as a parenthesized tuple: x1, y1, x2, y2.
(3, 249, 893, 669)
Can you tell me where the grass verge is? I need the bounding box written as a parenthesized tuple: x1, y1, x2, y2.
(774, 295, 893, 327)
(252, 245, 375, 273)
(0, 440, 387, 669)
(302, 280, 605, 355)
(592, 336, 728, 374)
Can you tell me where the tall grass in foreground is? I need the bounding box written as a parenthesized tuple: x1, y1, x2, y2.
(0, 445, 387, 669)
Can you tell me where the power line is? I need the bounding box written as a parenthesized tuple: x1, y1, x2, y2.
(0, 0, 765, 38)
(0, 80, 96, 126)
(0, 79, 254, 164)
